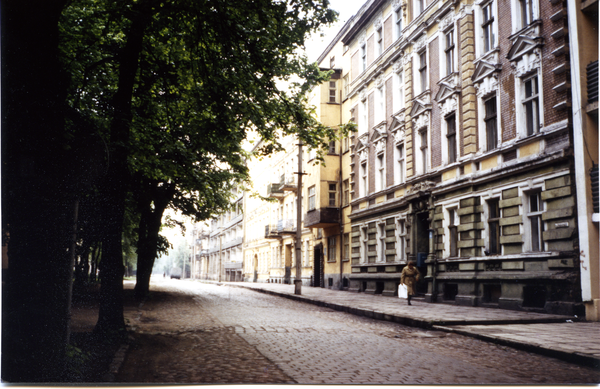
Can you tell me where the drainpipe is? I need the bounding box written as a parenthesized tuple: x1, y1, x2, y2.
(339, 92, 344, 290)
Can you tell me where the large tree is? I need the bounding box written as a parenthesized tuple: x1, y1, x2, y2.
(3, 0, 338, 381)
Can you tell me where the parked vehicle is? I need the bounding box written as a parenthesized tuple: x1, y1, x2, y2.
(170, 267, 182, 279)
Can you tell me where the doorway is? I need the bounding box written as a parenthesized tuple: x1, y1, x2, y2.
(313, 244, 323, 287)
(415, 212, 429, 295)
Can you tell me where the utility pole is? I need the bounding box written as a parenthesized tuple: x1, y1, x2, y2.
(294, 140, 304, 295)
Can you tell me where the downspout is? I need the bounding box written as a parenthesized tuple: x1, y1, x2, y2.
(339, 91, 344, 290)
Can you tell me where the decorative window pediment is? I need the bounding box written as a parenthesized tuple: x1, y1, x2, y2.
(507, 35, 543, 63)
(356, 133, 369, 152)
(370, 125, 387, 143)
(409, 99, 432, 119)
(472, 60, 501, 84)
(434, 82, 459, 104)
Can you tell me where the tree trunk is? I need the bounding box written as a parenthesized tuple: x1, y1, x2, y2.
(1, 0, 72, 381)
(134, 182, 175, 299)
(93, 7, 151, 335)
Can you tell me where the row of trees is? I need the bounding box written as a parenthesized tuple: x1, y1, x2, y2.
(2, 0, 341, 381)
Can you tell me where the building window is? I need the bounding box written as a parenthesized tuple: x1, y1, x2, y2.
(308, 186, 316, 210)
(519, 0, 534, 28)
(328, 183, 337, 207)
(377, 223, 386, 262)
(523, 75, 540, 136)
(376, 153, 385, 192)
(330, 55, 335, 69)
(482, 1, 496, 53)
(448, 208, 459, 257)
(485, 96, 498, 151)
(419, 51, 428, 93)
(329, 139, 336, 154)
(375, 86, 385, 124)
(445, 29, 455, 76)
(361, 44, 367, 72)
(360, 161, 367, 197)
(527, 192, 544, 252)
(487, 198, 501, 255)
(376, 27, 383, 56)
(396, 218, 406, 261)
(414, 0, 424, 17)
(394, 70, 404, 112)
(359, 99, 368, 134)
(395, 8, 403, 39)
(361, 225, 369, 263)
(343, 74, 349, 100)
(446, 114, 457, 164)
(328, 236, 336, 262)
(343, 233, 350, 261)
(395, 143, 405, 185)
(419, 129, 428, 174)
(329, 81, 337, 103)
(343, 134, 349, 153)
(343, 179, 349, 206)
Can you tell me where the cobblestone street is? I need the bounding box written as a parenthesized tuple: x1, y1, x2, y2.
(115, 279, 600, 384)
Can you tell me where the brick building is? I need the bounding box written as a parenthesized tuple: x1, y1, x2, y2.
(335, 0, 587, 315)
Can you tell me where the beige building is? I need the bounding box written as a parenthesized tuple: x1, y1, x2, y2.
(567, 0, 599, 320)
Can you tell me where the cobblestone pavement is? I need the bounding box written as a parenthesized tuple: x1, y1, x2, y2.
(116, 279, 600, 385)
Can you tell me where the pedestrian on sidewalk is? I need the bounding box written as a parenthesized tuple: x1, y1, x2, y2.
(400, 261, 420, 306)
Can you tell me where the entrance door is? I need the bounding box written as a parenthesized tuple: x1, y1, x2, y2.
(284, 244, 292, 284)
(313, 244, 322, 287)
(415, 212, 429, 294)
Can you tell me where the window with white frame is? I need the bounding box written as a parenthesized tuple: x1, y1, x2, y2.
(487, 198, 501, 255)
(328, 183, 337, 207)
(360, 161, 368, 197)
(418, 128, 428, 174)
(446, 113, 457, 164)
(419, 51, 428, 94)
(329, 81, 337, 103)
(414, 0, 424, 18)
(329, 139, 336, 154)
(343, 233, 350, 261)
(448, 208, 459, 257)
(394, 70, 404, 112)
(526, 191, 544, 252)
(308, 185, 316, 210)
(328, 236, 336, 261)
(396, 218, 407, 261)
(359, 98, 368, 134)
(484, 96, 498, 151)
(395, 143, 405, 185)
(343, 74, 349, 100)
(376, 153, 385, 192)
(343, 179, 349, 206)
(376, 27, 383, 56)
(394, 7, 403, 40)
(522, 74, 540, 136)
(481, 1, 496, 53)
(361, 43, 367, 72)
(517, 0, 536, 30)
(377, 222, 386, 262)
(360, 225, 369, 263)
(375, 85, 385, 124)
(444, 29, 455, 76)
(330, 55, 335, 69)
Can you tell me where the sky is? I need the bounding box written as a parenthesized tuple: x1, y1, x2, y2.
(303, 0, 366, 63)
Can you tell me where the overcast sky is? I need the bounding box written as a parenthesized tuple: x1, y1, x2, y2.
(303, 0, 366, 63)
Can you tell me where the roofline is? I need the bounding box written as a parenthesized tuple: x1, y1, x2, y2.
(340, 0, 387, 46)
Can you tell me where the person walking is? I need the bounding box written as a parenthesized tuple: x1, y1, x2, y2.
(400, 261, 420, 305)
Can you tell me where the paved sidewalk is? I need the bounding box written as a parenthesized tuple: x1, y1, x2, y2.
(200, 280, 600, 368)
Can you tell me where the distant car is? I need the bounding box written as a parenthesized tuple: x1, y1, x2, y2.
(170, 267, 182, 279)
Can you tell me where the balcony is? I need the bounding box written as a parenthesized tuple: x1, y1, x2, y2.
(280, 174, 298, 192)
(265, 224, 281, 239)
(277, 219, 297, 235)
(267, 183, 284, 198)
(304, 207, 340, 228)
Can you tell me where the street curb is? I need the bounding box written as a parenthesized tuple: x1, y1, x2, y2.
(432, 325, 600, 369)
(213, 282, 598, 368)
